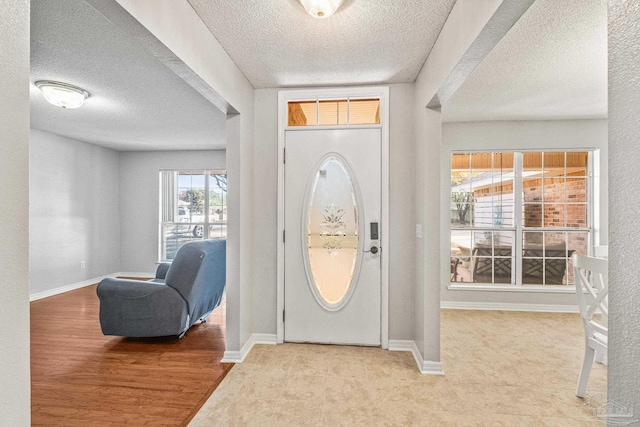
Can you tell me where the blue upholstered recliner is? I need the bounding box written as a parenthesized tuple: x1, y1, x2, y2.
(97, 239, 226, 338)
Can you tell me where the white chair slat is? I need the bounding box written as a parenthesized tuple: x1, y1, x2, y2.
(572, 253, 608, 398)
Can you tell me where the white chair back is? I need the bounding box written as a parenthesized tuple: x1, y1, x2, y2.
(573, 254, 608, 327)
(572, 253, 608, 397)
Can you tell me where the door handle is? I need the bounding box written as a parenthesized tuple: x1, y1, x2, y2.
(364, 245, 379, 254)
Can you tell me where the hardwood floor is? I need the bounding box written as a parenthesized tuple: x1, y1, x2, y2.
(31, 284, 231, 426)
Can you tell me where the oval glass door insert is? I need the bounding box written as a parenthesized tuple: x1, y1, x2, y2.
(304, 155, 361, 309)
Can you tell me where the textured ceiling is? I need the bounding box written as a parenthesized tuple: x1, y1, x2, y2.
(30, 0, 226, 151)
(442, 0, 608, 122)
(187, 0, 457, 88)
(30, 0, 604, 149)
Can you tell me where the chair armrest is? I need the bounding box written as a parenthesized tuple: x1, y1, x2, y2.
(155, 263, 171, 280)
(97, 277, 174, 299)
(96, 278, 188, 337)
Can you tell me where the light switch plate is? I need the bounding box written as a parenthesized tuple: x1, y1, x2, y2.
(416, 224, 422, 239)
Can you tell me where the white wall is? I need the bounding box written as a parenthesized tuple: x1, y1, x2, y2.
(119, 150, 226, 273)
(29, 130, 121, 295)
(0, 1, 30, 424)
(441, 119, 608, 307)
(251, 85, 417, 340)
(608, 0, 640, 416)
(114, 0, 255, 353)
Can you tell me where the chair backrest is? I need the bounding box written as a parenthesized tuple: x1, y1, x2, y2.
(165, 240, 226, 316)
(572, 253, 608, 336)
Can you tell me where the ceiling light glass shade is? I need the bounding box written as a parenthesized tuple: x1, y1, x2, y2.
(35, 81, 90, 109)
(299, 0, 345, 18)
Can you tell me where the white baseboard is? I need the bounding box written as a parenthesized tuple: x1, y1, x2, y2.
(29, 272, 154, 301)
(30, 274, 113, 301)
(388, 340, 415, 352)
(388, 340, 445, 375)
(441, 300, 579, 313)
(252, 333, 278, 346)
(421, 360, 445, 375)
(221, 333, 277, 363)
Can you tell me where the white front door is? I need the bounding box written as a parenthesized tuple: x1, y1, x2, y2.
(284, 128, 381, 345)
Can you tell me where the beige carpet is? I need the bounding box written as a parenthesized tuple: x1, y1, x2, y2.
(190, 310, 607, 426)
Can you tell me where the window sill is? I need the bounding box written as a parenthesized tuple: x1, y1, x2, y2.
(447, 283, 577, 294)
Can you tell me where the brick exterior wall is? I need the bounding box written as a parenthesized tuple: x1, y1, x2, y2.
(522, 173, 587, 258)
(468, 173, 588, 284)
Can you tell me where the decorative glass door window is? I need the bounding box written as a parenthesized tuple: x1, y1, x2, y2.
(303, 155, 361, 309)
(159, 170, 227, 261)
(450, 151, 592, 286)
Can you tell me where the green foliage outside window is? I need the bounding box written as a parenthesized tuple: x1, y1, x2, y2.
(184, 189, 204, 214)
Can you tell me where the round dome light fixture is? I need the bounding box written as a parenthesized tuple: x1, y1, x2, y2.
(35, 80, 90, 109)
(299, 0, 345, 19)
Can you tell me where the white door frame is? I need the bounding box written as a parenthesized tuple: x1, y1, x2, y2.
(277, 86, 390, 348)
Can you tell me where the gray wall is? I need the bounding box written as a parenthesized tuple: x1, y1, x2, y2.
(441, 119, 608, 307)
(415, 108, 443, 361)
(388, 84, 417, 340)
(29, 130, 121, 295)
(119, 150, 226, 273)
(608, 0, 640, 417)
(251, 84, 417, 340)
(252, 88, 279, 334)
(28, 134, 226, 293)
(0, 1, 30, 423)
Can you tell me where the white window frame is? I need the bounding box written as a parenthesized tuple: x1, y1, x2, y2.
(158, 169, 227, 262)
(449, 150, 594, 291)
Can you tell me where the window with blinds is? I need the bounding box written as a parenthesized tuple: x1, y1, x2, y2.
(159, 170, 227, 261)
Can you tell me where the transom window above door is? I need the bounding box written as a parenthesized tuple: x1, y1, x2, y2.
(450, 151, 593, 287)
(287, 98, 380, 126)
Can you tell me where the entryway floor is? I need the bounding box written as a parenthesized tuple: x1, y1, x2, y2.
(191, 310, 607, 426)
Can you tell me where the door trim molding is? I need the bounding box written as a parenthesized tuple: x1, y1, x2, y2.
(277, 86, 390, 348)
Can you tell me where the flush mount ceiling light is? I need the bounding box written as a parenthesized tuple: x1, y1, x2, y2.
(299, 0, 345, 19)
(35, 80, 90, 109)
